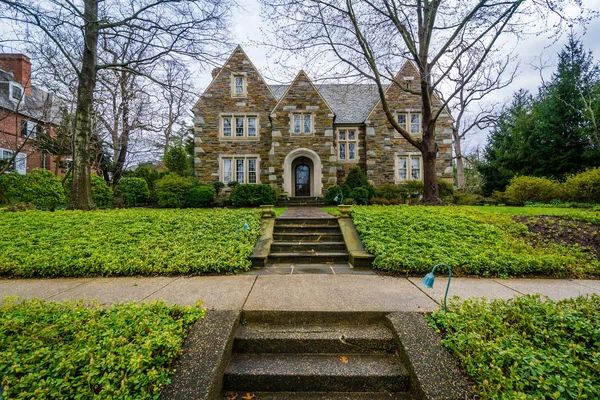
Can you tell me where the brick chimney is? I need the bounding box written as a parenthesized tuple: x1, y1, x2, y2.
(211, 67, 221, 79)
(0, 54, 32, 95)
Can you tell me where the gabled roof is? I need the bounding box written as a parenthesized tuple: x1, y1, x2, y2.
(270, 83, 383, 124)
(271, 70, 335, 116)
(0, 69, 61, 123)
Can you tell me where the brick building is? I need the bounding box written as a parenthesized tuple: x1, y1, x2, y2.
(192, 46, 453, 197)
(0, 54, 62, 174)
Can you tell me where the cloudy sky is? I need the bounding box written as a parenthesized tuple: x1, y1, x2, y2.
(197, 0, 600, 152)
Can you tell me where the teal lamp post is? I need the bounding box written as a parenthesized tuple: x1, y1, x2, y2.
(334, 193, 344, 205)
(421, 263, 452, 313)
(236, 217, 250, 241)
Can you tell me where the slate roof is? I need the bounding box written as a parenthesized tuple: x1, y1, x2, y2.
(0, 69, 61, 124)
(269, 83, 384, 124)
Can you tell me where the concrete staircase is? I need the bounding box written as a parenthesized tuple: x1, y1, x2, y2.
(268, 217, 349, 266)
(222, 313, 413, 399)
(277, 197, 323, 207)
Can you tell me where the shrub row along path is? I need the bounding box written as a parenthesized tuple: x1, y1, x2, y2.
(1, 275, 599, 311)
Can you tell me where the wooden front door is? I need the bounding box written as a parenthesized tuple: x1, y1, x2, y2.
(295, 164, 311, 196)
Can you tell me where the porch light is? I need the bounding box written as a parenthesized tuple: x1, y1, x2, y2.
(421, 263, 452, 313)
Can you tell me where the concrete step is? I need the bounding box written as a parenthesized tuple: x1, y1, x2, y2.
(223, 353, 409, 392)
(273, 232, 344, 242)
(274, 225, 342, 234)
(270, 242, 347, 253)
(268, 252, 349, 264)
(223, 391, 413, 399)
(234, 323, 394, 354)
(276, 218, 338, 227)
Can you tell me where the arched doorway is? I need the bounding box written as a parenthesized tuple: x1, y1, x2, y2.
(294, 162, 311, 197)
(283, 148, 323, 197)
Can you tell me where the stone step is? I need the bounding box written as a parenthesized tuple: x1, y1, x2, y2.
(270, 242, 347, 253)
(234, 323, 394, 354)
(273, 225, 342, 234)
(268, 252, 349, 264)
(276, 218, 338, 227)
(223, 391, 413, 399)
(223, 353, 410, 393)
(273, 232, 344, 242)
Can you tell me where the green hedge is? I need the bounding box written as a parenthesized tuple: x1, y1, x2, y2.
(154, 173, 195, 208)
(0, 297, 203, 398)
(230, 184, 276, 206)
(351, 205, 599, 277)
(115, 177, 150, 207)
(0, 169, 65, 210)
(429, 295, 600, 399)
(0, 208, 261, 277)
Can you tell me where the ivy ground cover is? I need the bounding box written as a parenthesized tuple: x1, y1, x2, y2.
(429, 295, 600, 400)
(0, 208, 261, 278)
(0, 297, 204, 399)
(351, 205, 599, 277)
(460, 205, 600, 226)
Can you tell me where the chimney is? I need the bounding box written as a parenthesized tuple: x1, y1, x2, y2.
(211, 67, 221, 79)
(0, 54, 32, 95)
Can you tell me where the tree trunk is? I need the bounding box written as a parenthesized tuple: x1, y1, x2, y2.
(453, 127, 465, 189)
(421, 145, 441, 204)
(69, 0, 98, 210)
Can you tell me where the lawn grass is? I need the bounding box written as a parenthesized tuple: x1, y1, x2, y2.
(460, 205, 600, 225)
(273, 207, 288, 216)
(0, 297, 204, 399)
(0, 208, 261, 278)
(351, 205, 599, 277)
(429, 295, 600, 399)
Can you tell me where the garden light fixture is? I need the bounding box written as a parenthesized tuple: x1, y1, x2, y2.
(421, 263, 452, 313)
(236, 217, 250, 241)
(334, 193, 344, 205)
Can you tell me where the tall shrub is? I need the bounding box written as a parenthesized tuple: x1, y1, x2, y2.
(0, 169, 65, 210)
(115, 177, 150, 207)
(563, 167, 600, 203)
(154, 173, 195, 208)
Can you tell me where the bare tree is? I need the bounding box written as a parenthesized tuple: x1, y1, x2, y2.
(261, 0, 595, 202)
(0, 0, 230, 209)
(445, 49, 518, 189)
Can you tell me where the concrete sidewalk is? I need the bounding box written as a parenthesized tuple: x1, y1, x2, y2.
(1, 275, 599, 312)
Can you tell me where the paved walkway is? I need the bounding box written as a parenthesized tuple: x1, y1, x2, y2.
(1, 275, 599, 312)
(278, 206, 334, 219)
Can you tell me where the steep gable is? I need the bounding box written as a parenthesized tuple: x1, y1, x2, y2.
(272, 70, 334, 117)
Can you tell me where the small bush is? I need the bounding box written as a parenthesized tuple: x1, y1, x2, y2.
(351, 187, 370, 205)
(0, 169, 65, 210)
(214, 195, 231, 207)
(154, 173, 195, 208)
(504, 176, 560, 205)
(452, 192, 484, 205)
(437, 179, 455, 198)
(402, 180, 424, 201)
(212, 181, 225, 196)
(230, 184, 277, 207)
(370, 197, 391, 205)
(324, 185, 344, 205)
(343, 198, 357, 205)
(115, 177, 150, 207)
(132, 164, 161, 192)
(344, 166, 369, 189)
(227, 181, 239, 189)
(185, 185, 215, 208)
(563, 167, 600, 203)
(375, 184, 407, 200)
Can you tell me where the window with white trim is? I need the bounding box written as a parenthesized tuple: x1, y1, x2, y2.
(337, 129, 358, 161)
(396, 154, 422, 181)
(221, 157, 259, 184)
(292, 113, 312, 135)
(0, 148, 26, 174)
(221, 115, 258, 139)
(20, 120, 42, 139)
(9, 82, 24, 104)
(232, 75, 246, 97)
(397, 112, 422, 135)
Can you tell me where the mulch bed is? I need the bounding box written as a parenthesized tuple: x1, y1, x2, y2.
(514, 215, 600, 260)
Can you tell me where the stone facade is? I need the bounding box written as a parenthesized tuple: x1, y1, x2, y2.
(192, 46, 453, 197)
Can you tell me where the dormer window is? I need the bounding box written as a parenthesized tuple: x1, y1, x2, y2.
(9, 82, 24, 104)
(232, 74, 246, 97)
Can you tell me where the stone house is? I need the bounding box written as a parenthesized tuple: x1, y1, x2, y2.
(192, 46, 453, 197)
(0, 54, 62, 175)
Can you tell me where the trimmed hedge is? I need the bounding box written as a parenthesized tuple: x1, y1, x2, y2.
(115, 177, 150, 207)
(185, 185, 215, 207)
(0, 297, 204, 398)
(230, 184, 276, 206)
(430, 295, 600, 399)
(0, 208, 261, 277)
(154, 173, 195, 208)
(504, 176, 560, 205)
